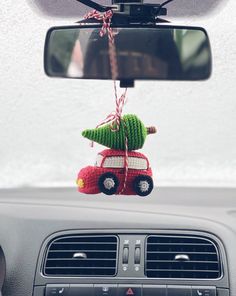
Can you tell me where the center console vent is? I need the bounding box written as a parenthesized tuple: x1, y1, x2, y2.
(145, 235, 221, 279)
(43, 235, 118, 277)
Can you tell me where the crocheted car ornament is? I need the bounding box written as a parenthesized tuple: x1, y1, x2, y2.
(76, 114, 156, 196)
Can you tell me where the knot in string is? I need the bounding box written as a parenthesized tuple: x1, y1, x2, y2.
(96, 84, 127, 132)
(84, 10, 114, 43)
(84, 9, 118, 80)
(90, 83, 127, 150)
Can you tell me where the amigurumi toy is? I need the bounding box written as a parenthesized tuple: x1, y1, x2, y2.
(76, 114, 156, 196)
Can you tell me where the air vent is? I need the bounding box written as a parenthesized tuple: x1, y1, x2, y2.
(44, 235, 118, 277)
(145, 235, 221, 279)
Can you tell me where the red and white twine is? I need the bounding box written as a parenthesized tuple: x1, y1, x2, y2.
(118, 120, 129, 195)
(95, 85, 127, 132)
(84, 10, 129, 194)
(84, 9, 118, 80)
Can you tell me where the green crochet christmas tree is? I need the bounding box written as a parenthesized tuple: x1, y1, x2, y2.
(82, 114, 156, 151)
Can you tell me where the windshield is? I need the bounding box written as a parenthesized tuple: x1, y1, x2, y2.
(0, 1, 235, 191)
(95, 154, 103, 167)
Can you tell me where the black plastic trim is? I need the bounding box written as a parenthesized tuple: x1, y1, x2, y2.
(44, 24, 212, 81)
(42, 234, 119, 277)
(35, 229, 228, 289)
(145, 234, 223, 280)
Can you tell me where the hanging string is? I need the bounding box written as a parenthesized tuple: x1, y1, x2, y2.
(84, 9, 118, 80)
(84, 10, 129, 194)
(95, 87, 127, 132)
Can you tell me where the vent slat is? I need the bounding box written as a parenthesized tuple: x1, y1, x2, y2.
(45, 266, 115, 270)
(51, 244, 117, 251)
(146, 269, 218, 273)
(44, 235, 118, 277)
(44, 269, 115, 276)
(147, 246, 215, 252)
(146, 260, 219, 263)
(147, 251, 217, 254)
(47, 258, 116, 261)
(53, 242, 117, 245)
(48, 250, 117, 253)
(145, 235, 221, 279)
(48, 251, 117, 259)
(148, 243, 212, 246)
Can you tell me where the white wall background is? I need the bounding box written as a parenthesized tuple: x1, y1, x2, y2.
(0, 0, 236, 188)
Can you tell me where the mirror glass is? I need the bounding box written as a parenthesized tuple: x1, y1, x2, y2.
(44, 26, 212, 81)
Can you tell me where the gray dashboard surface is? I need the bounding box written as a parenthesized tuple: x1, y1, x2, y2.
(0, 187, 236, 296)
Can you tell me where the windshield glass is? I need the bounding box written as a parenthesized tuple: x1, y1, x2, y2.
(95, 154, 103, 167)
(0, 1, 236, 191)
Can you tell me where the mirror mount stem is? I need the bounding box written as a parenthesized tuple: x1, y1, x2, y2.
(76, 0, 169, 24)
(120, 80, 134, 88)
(75, 0, 115, 12)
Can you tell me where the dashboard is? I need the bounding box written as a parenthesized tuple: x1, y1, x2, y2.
(0, 187, 236, 296)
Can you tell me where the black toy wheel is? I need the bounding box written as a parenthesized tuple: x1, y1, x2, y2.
(133, 175, 153, 197)
(98, 172, 119, 195)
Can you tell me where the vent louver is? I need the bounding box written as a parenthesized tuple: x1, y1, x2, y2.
(145, 235, 221, 279)
(44, 235, 118, 277)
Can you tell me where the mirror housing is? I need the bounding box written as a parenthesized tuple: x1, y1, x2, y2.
(44, 24, 212, 86)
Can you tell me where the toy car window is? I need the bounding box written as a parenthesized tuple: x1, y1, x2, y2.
(103, 156, 148, 170)
(128, 156, 148, 170)
(95, 154, 103, 167)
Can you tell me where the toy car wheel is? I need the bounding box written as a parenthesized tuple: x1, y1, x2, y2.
(98, 172, 119, 195)
(133, 175, 153, 197)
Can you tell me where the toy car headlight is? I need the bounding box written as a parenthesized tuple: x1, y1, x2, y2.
(77, 178, 85, 189)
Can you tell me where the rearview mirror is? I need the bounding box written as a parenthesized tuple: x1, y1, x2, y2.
(44, 25, 212, 83)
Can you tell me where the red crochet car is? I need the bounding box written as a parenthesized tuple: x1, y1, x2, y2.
(76, 149, 153, 196)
